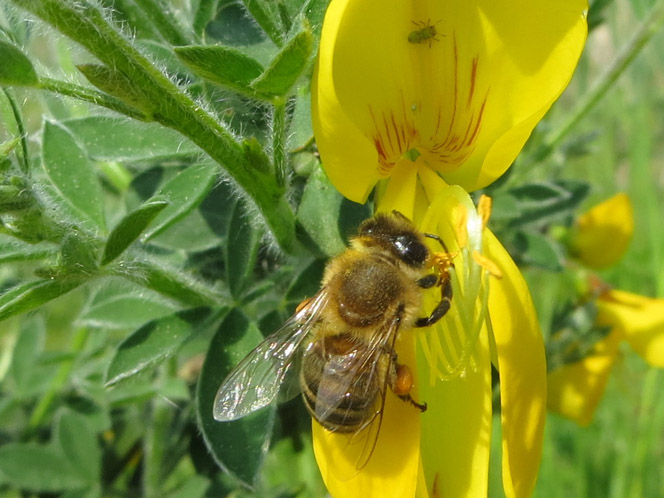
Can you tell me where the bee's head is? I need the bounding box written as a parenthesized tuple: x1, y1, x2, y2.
(358, 211, 429, 267)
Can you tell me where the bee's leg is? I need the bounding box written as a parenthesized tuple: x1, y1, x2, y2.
(417, 273, 438, 289)
(414, 274, 452, 327)
(389, 363, 427, 412)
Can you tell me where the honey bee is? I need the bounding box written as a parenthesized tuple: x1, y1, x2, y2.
(213, 211, 452, 467)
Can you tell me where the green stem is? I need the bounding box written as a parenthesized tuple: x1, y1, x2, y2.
(2, 89, 29, 174)
(134, 0, 193, 46)
(533, 0, 664, 162)
(24, 326, 90, 437)
(39, 77, 148, 120)
(272, 99, 287, 187)
(12, 0, 298, 253)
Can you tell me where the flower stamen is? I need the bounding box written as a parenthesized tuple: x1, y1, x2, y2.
(472, 251, 503, 279)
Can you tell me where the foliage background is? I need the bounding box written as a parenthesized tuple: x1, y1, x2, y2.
(0, 0, 662, 497)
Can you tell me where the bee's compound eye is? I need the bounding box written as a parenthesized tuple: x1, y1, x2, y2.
(394, 235, 428, 267)
(358, 219, 376, 236)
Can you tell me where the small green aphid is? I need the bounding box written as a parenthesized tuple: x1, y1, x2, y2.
(408, 20, 441, 47)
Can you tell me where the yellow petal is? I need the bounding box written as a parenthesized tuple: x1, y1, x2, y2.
(571, 193, 634, 269)
(415, 327, 492, 498)
(597, 290, 664, 368)
(312, 337, 420, 498)
(375, 159, 419, 220)
(416, 186, 492, 497)
(484, 231, 546, 498)
(547, 328, 623, 426)
(313, 0, 588, 197)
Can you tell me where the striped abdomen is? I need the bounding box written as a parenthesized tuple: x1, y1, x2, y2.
(300, 335, 384, 433)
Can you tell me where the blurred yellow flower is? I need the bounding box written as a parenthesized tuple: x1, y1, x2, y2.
(313, 185, 546, 498)
(548, 289, 664, 426)
(570, 193, 634, 269)
(312, 0, 588, 213)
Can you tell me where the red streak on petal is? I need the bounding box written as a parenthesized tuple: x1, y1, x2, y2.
(467, 56, 479, 109)
(391, 111, 403, 152)
(467, 92, 488, 146)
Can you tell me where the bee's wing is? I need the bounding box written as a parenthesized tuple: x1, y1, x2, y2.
(314, 314, 402, 471)
(213, 290, 328, 422)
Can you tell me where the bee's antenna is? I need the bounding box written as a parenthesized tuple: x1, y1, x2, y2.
(424, 232, 451, 253)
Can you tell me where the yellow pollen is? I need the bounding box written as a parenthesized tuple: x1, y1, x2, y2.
(472, 250, 502, 279)
(432, 251, 456, 273)
(477, 194, 492, 228)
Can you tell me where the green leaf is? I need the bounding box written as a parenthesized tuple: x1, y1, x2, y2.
(124, 259, 223, 306)
(0, 444, 86, 492)
(301, 0, 329, 36)
(0, 40, 38, 86)
(174, 45, 264, 95)
(0, 279, 83, 323)
(79, 281, 177, 329)
(494, 180, 590, 228)
(168, 475, 210, 498)
(62, 485, 102, 498)
(297, 165, 370, 256)
(105, 307, 213, 386)
(101, 199, 169, 264)
(286, 258, 326, 303)
(108, 382, 156, 407)
(196, 309, 275, 487)
(251, 27, 314, 97)
(0, 234, 56, 263)
(149, 209, 222, 252)
(8, 315, 45, 396)
(226, 201, 262, 298)
(63, 116, 199, 162)
(56, 410, 101, 483)
(42, 120, 106, 231)
(60, 230, 100, 274)
(77, 64, 152, 114)
(142, 162, 219, 241)
(241, 0, 284, 46)
(132, 0, 191, 46)
(512, 230, 565, 271)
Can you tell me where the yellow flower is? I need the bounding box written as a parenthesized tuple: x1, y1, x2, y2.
(548, 289, 664, 426)
(570, 193, 634, 269)
(312, 0, 588, 211)
(313, 185, 546, 498)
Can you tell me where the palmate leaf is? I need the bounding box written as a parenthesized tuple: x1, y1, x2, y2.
(226, 201, 262, 299)
(79, 280, 177, 330)
(0, 279, 83, 323)
(42, 120, 106, 231)
(174, 45, 264, 96)
(0, 40, 38, 86)
(250, 27, 314, 98)
(101, 198, 169, 265)
(63, 116, 200, 162)
(105, 307, 214, 386)
(196, 309, 275, 487)
(491, 179, 590, 228)
(142, 162, 219, 241)
(297, 165, 371, 256)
